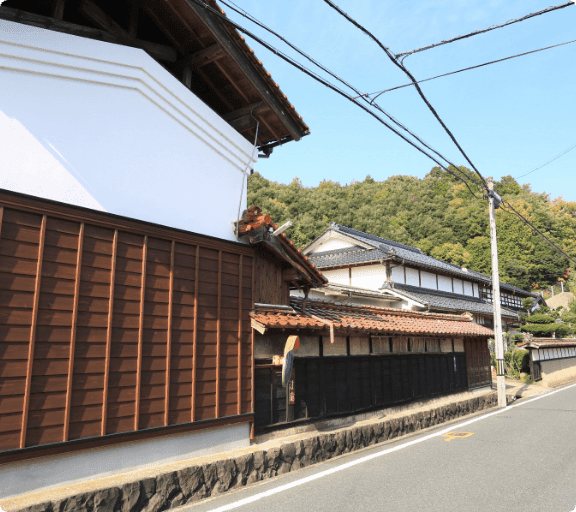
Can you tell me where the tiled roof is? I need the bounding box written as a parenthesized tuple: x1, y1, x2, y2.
(250, 297, 494, 337)
(387, 283, 520, 319)
(517, 338, 576, 349)
(307, 224, 535, 297)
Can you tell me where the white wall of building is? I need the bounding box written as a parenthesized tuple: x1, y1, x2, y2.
(315, 238, 356, 252)
(391, 264, 404, 282)
(0, 20, 257, 242)
(438, 274, 452, 293)
(405, 267, 419, 286)
(0, 422, 250, 499)
(420, 270, 436, 289)
(322, 268, 349, 285)
(351, 265, 386, 290)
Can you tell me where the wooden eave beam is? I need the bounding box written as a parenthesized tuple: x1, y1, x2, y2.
(223, 102, 271, 122)
(183, 0, 305, 142)
(0, 6, 177, 63)
(174, 43, 224, 71)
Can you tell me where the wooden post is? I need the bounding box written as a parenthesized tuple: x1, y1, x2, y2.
(216, 251, 222, 418)
(237, 255, 243, 415)
(52, 0, 66, 20)
(165, 241, 175, 426)
(191, 246, 199, 422)
(64, 223, 84, 441)
(102, 230, 118, 436)
(0, 207, 4, 238)
(20, 215, 46, 448)
(135, 235, 148, 430)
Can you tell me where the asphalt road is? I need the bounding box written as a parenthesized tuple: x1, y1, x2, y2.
(181, 385, 576, 512)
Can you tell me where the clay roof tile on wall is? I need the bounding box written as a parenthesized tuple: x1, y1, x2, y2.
(251, 297, 494, 337)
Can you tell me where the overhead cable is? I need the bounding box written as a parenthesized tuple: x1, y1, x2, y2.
(321, 0, 489, 191)
(396, 2, 575, 58)
(217, 0, 481, 188)
(517, 140, 576, 178)
(365, 38, 576, 99)
(188, 0, 484, 197)
(500, 200, 576, 266)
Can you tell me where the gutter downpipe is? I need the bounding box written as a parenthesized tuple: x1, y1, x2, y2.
(307, 313, 335, 344)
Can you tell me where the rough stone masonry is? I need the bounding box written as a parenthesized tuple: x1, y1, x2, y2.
(14, 393, 497, 512)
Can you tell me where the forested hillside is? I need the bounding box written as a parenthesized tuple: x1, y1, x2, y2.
(247, 166, 576, 291)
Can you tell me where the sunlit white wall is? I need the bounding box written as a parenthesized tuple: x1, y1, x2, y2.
(0, 20, 257, 242)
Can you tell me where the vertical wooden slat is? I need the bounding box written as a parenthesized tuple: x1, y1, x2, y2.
(237, 255, 243, 415)
(216, 250, 222, 418)
(191, 246, 200, 422)
(135, 235, 148, 431)
(101, 230, 118, 436)
(63, 223, 84, 442)
(0, 207, 4, 238)
(20, 215, 46, 448)
(251, 257, 255, 415)
(165, 240, 175, 426)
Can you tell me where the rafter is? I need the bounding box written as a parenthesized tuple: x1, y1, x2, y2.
(0, 5, 177, 62)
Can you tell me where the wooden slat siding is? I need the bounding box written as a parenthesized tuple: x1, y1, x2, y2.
(191, 246, 200, 422)
(135, 235, 148, 431)
(101, 230, 118, 436)
(237, 255, 242, 415)
(20, 215, 46, 448)
(0, 207, 4, 239)
(165, 240, 175, 426)
(215, 250, 222, 419)
(63, 223, 84, 442)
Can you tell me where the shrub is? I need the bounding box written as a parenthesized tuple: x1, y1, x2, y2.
(514, 349, 530, 373)
(526, 314, 554, 324)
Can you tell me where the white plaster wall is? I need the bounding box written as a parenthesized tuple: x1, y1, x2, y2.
(351, 265, 386, 290)
(438, 275, 452, 293)
(0, 21, 256, 242)
(0, 422, 250, 499)
(322, 269, 349, 285)
(463, 281, 473, 296)
(391, 265, 404, 283)
(454, 278, 464, 294)
(316, 238, 356, 252)
(405, 267, 419, 286)
(420, 271, 436, 289)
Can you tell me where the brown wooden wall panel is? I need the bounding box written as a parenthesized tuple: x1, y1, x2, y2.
(0, 196, 255, 456)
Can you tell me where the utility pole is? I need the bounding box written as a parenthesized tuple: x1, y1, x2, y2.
(487, 178, 506, 408)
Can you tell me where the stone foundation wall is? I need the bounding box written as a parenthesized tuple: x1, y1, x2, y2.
(15, 393, 497, 512)
(540, 357, 576, 387)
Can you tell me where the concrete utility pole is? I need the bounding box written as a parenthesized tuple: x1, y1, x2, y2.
(487, 178, 507, 408)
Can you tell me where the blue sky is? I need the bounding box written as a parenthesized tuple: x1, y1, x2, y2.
(226, 0, 576, 201)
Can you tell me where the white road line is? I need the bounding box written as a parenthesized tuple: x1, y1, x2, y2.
(203, 383, 576, 512)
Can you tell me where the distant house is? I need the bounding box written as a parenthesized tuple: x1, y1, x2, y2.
(298, 223, 536, 332)
(518, 334, 576, 387)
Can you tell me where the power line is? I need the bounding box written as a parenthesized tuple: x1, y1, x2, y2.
(365, 38, 576, 99)
(321, 0, 490, 192)
(396, 1, 575, 58)
(217, 0, 482, 189)
(499, 200, 576, 266)
(517, 140, 576, 178)
(216, 1, 574, 264)
(187, 0, 484, 197)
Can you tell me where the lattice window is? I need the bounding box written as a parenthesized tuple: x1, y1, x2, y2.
(411, 338, 426, 352)
(392, 337, 409, 353)
(372, 336, 391, 354)
(427, 339, 440, 352)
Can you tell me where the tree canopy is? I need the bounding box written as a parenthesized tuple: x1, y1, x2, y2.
(248, 167, 574, 291)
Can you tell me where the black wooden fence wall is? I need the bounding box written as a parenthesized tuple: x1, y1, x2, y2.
(255, 352, 467, 430)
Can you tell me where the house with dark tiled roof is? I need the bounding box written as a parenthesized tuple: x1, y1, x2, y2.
(299, 223, 537, 332)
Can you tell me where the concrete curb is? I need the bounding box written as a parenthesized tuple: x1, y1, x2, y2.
(14, 393, 498, 512)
